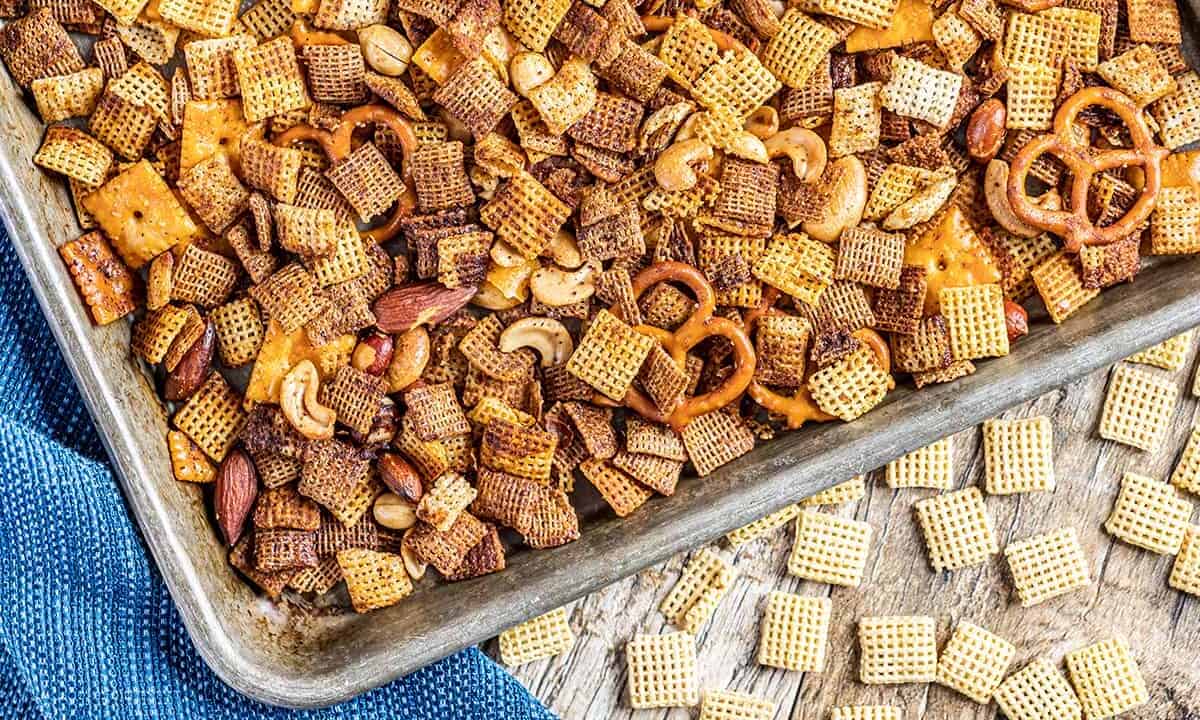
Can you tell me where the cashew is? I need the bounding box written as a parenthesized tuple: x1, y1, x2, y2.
(802, 156, 867, 242)
(744, 106, 779, 140)
(726, 131, 769, 163)
(385, 326, 430, 393)
(985, 159, 1043, 238)
(544, 229, 583, 269)
(474, 260, 534, 309)
(765, 127, 827, 184)
(530, 263, 596, 307)
(654, 138, 714, 191)
(639, 101, 694, 155)
(280, 360, 335, 440)
(358, 24, 412, 76)
(499, 317, 575, 367)
(472, 281, 524, 310)
(509, 51, 554, 97)
(400, 528, 427, 580)
(490, 239, 525, 267)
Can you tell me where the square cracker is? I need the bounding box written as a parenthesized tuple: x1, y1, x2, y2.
(1098, 364, 1178, 452)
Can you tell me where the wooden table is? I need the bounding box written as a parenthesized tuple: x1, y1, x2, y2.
(489, 348, 1200, 719)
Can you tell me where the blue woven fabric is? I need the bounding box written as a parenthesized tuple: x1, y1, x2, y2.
(0, 230, 557, 720)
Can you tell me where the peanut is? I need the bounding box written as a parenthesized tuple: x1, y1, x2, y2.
(966, 99, 1006, 163)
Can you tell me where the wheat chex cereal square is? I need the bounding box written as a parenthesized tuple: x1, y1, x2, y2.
(940, 283, 1009, 361)
(880, 56, 962, 128)
(698, 689, 775, 720)
(499, 607, 575, 666)
(983, 416, 1055, 494)
(1169, 525, 1200, 595)
(756, 591, 830, 672)
(565, 309, 656, 402)
(936, 620, 1016, 703)
(626, 631, 700, 709)
(829, 82, 882, 157)
(915, 487, 998, 571)
(1104, 471, 1192, 554)
(886, 437, 954, 490)
(830, 707, 902, 720)
(1005, 527, 1091, 606)
(579, 459, 652, 517)
(1127, 331, 1193, 372)
(836, 226, 905, 289)
(873, 266, 927, 335)
(680, 409, 756, 476)
(858, 615, 937, 684)
(1098, 364, 1178, 451)
(995, 658, 1084, 720)
(726, 504, 801, 546)
(801, 475, 867, 507)
(1125, 0, 1180, 43)
(660, 548, 735, 631)
(0, 9, 85, 88)
(1065, 638, 1148, 719)
(1149, 185, 1200, 255)
(787, 509, 873, 587)
(1170, 427, 1200, 496)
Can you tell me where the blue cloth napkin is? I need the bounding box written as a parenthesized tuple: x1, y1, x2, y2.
(0, 230, 557, 720)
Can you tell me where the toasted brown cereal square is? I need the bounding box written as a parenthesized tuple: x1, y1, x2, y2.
(558, 402, 616, 460)
(625, 417, 687, 461)
(177, 154, 250, 234)
(318, 365, 383, 436)
(872, 266, 926, 335)
(858, 615, 937, 684)
(886, 437, 953, 489)
(241, 136, 303, 205)
(325, 142, 404, 222)
(173, 373, 246, 461)
(710, 158, 778, 231)
(307, 223, 371, 287)
(249, 263, 325, 334)
(788, 509, 872, 587)
(132, 305, 190, 364)
(762, 9, 839, 89)
(1150, 185, 1200, 255)
(458, 314, 535, 382)
(1152, 72, 1200, 149)
(980, 229, 1058, 300)
(31, 68, 103, 123)
(299, 438, 370, 513)
(0, 9, 84, 88)
(936, 621, 1016, 703)
(1004, 526, 1090, 606)
(940, 283, 1009, 360)
(697, 232, 765, 308)
(300, 43, 366, 104)
(480, 419, 556, 482)
(433, 58, 516, 140)
(171, 244, 238, 309)
(88, 90, 156, 160)
(405, 382, 470, 441)
(441, 0, 499, 57)
(601, 40, 667, 103)
(914, 487, 997, 571)
(914, 360, 976, 388)
(680, 409, 755, 476)
(82, 161, 197, 269)
(611, 450, 683, 496)
(229, 536, 296, 598)
(411, 141, 474, 212)
(755, 314, 811, 387)
(416, 473, 477, 532)
(273, 203, 339, 258)
(637, 345, 688, 413)
(304, 279, 375, 346)
(184, 36, 253, 100)
(337, 548, 412, 612)
(566, 91, 640, 154)
(501, 0, 568, 50)
(34, 126, 111, 192)
(579, 458, 652, 517)
(626, 631, 699, 709)
(1065, 638, 1148, 719)
(233, 37, 310, 122)
(436, 229, 490, 289)
(254, 528, 318, 572)
(480, 171, 571, 258)
(1104, 471, 1191, 554)
(499, 608, 575, 666)
(474, 467, 579, 547)
(1098, 364, 1178, 451)
(780, 57, 833, 122)
(58, 231, 138, 326)
(1125, 0, 1179, 43)
(836, 226, 905, 289)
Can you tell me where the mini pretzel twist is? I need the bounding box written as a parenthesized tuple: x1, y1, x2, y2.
(743, 288, 891, 429)
(272, 104, 418, 243)
(597, 261, 756, 430)
(1006, 87, 1169, 253)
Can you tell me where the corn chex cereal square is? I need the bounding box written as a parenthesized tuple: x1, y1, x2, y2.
(787, 509, 873, 587)
(698, 689, 775, 720)
(1098, 364, 1178, 452)
(726, 504, 801, 546)
(1032, 252, 1099, 324)
(756, 591, 830, 672)
(1149, 185, 1200, 255)
(498, 607, 575, 666)
(751, 232, 835, 306)
(886, 437, 954, 489)
(565, 309, 655, 402)
(808, 345, 892, 421)
(660, 548, 735, 634)
(1005, 527, 1090, 606)
(761, 9, 840, 89)
(936, 620, 1016, 703)
(1169, 525, 1200, 595)
(881, 56, 962, 128)
(995, 658, 1084, 720)
(1065, 638, 1148, 719)
(914, 487, 998, 571)
(940, 284, 1009, 360)
(1127, 330, 1193, 372)
(983, 416, 1055, 494)
(830, 707, 901, 720)
(1152, 72, 1200, 150)
(233, 37, 310, 122)
(1104, 472, 1192, 554)
(801, 475, 867, 507)
(858, 615, 937, 684)
(1170, 427, 1200, 496)
(626, 631, 700, 709)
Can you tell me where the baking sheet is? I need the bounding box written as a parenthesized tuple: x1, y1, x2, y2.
(2, 9, 1200, 707)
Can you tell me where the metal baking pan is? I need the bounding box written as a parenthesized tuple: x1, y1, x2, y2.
(3, 11, 1200, 706)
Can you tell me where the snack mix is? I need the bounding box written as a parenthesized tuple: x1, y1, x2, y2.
(7, 0, 1199, 612)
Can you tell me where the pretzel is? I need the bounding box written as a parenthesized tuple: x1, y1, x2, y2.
(273, 104, 416, 242)
(744, 288, 890, 429)
(594, 261, 756, 430)
(1007, 87, 1168, 252)
(996, 0, 1064, 12)
(641, 14, 743, 51)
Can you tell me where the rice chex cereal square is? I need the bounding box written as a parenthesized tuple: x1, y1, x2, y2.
(936, 620, 1016, 703)
(756, 591, 830, 672)
(995, 658, 1084, 720)
(1098, 364, 1178, 451)
(983, 416, 1055, 494)
(886, 437, 953, 489)
(1170, 525, 1200, 596)
(787, 509, 872, 587)
(698, 689, 775, 720)
(1065, 638, 1148, 719)
(1004, 527, 1090, 606)
(499, 607, 575, 666)
(626, 631, 700, 709)
(1104, 471, 1192, 554)
(914, 487, 997, 571)
(858, 615, 937, 684)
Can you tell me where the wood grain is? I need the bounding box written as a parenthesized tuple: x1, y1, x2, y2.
(496, 345, 1200, 720)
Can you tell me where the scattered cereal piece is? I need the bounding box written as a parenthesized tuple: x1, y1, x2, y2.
(914, 487, 998, 571)
(698, 689, 775, 720)
(1169, 525, 1200, 596)
(983, 416, 1055, 494)
(499, 607, 575, 666)
(756, 591, 831, 672)
(1005, 527, 1091, 606)
(787, 509, 873, 587)
(1064, 638, 1149, 719)
(626, 631, 700, 709)
(1098, 364, 1178, 452)
(995, 658, 1084, 720)
(936, 620, 1016, 703)
(1104, 471, 1192, 554)
(886, 437, 954, 490)
(858, 615, 937, 684)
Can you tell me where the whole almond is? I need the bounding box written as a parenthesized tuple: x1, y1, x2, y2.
(165, 320, 215, 401)
(966, 99, 1007, 163)
(372, 282, 476, 334)
(378, 451, 423, 502)
(215, 448, 257, 546)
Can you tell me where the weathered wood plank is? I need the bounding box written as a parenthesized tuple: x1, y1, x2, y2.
(495, 347, 1200, 720)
